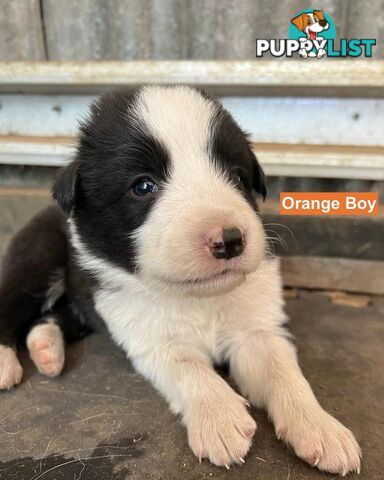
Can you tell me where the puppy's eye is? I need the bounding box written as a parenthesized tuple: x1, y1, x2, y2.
(230, 172, 244, 188)
(131, 177, 159, 197)
(233, 174, 242, 186)
(307, 18, 312, 24)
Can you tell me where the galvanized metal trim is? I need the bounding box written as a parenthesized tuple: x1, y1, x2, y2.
(0, 61, 383, 95)
(1, 138, 382, 180)
(1, 94, 383, 147)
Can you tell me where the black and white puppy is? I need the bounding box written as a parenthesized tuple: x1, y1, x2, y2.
(0, 86, 361, 474)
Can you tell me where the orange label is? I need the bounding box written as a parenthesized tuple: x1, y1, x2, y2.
(279, 192, 379, 216)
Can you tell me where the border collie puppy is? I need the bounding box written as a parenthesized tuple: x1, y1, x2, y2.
(0, 86, 360, 474)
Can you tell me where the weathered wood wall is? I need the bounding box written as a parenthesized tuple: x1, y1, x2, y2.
(0, 0, 382, 60)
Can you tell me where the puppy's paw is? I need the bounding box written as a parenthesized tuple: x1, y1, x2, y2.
(27, 323, 65, 377)
(0, 345, 23, 390)
(186, 390, 256, 468)
(277, 409, 361, 475)
(317, 48, 326, 58)
(299, 49, 308, 58)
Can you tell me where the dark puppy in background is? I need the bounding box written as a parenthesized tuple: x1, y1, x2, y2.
(0, 86, 361, 474)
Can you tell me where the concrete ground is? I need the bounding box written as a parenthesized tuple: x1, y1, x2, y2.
(0, 290, 383, 480)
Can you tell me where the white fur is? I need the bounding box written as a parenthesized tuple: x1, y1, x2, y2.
(131, 86, 266, 295)
(69, 86, 361, 473)
(304, 13, 329, 36)
(0, 345, 23, 389)
(27, 322, 65, 377)
(42, 269, 65, 313)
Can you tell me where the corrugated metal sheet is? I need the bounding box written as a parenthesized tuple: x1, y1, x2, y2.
(347, 0, 384, 48)
(0, 0, 46, 60)
(0, 0, 382, 60)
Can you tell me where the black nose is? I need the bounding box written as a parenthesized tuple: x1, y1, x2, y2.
(319, 19, 327, 27)
(211, 227, 245, 260)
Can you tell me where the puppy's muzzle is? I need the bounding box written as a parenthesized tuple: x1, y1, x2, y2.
(205, 227, 245, 260)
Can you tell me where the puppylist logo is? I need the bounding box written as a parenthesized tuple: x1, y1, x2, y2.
(256, 9, 376, 58)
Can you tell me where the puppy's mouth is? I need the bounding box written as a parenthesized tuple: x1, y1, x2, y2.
(178, 269, 243, 286)
(308, 29, 317, 40)
(156, 268, 246, 288)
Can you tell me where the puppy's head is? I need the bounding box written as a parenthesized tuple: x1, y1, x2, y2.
(291, 10, 329, 39)
(53, 86, 267, 296)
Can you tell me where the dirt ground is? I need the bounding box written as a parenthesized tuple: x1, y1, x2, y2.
(0, 290, 382, 480)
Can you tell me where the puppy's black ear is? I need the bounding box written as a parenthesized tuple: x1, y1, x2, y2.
(52, 159, 80, 214)
(252, 153, 267, 201)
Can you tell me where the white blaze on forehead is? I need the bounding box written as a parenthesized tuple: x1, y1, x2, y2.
(133, 86, 218, 177)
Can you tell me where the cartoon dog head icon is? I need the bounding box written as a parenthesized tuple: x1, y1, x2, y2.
(291, 10, 329, 40)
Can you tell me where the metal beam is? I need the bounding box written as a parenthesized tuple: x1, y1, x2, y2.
(0, 61, 383, 96)
(1, 94, 383, 147)
(1, 137, 382, 180)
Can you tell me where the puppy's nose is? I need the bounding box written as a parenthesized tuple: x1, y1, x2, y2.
(206, 227, 245, 260)
(319, 19, 327, 27)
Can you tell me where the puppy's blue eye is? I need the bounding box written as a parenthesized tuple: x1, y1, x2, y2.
(131, 178, 159, 197)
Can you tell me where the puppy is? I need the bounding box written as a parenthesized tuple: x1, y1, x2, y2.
(0, 86, 361, 474)
(291, 10, 329, 58)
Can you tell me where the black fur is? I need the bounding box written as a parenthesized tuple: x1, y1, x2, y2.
(210, 101, 267, 205)
(0, 206, 99, 347)
(53, 89, 171, 273)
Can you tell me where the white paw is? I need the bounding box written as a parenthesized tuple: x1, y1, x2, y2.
(0, 345, 23, 389)
(27, 322, 65, 377)
(299, 49, 308, 58)
(276, 408, 361, 475)
(186, 390, 256, 468)
(317, 48, 326, 58)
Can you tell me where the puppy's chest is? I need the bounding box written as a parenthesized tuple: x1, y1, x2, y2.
(93, 286, 226, 355)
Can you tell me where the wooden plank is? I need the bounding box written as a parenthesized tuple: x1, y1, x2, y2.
(0, 193, 51, 235)
(0, 61, 383, 96)
(0, 0, 46, 61)
(0, 187, 51, 197)
(327, 291, 371, 308)
(263, 204, 384, 261)
(281, 256, 384, 295)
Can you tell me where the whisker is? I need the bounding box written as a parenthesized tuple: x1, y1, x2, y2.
(263, 222, 295, 240)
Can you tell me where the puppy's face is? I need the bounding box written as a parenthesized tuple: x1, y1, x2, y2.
(291, 11, 329, 39)
(54, 86, 267, 296)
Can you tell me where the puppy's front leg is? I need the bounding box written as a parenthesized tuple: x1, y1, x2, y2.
(229, 332, 361, 474)
(132, 343, 256, 467)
